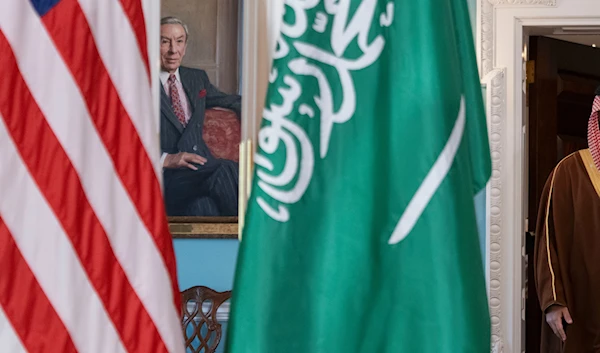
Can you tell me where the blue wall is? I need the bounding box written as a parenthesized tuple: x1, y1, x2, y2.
(475, 190, 487, 265)
(468, 0, 476, 31)
(174, 239, 239, 291)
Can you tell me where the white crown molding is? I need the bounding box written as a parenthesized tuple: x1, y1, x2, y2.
(483, 68, 506, 353)
(480, 0, 494, 77)
(489, 0, 556, 5)
(479, 0, 556, 78)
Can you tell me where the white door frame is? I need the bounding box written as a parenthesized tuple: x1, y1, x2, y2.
(238, 0, 284, 223)
(477, 1, 600, 352)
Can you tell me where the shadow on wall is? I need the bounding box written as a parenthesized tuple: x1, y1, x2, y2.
(173, 239, 239, 292)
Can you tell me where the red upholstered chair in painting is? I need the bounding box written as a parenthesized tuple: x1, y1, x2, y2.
(202, 108, 240, 162)
(181, 286, 232, 353)
(180, 108, 240, 216)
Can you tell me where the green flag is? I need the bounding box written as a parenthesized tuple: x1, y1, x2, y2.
(227, 0, 491, 352)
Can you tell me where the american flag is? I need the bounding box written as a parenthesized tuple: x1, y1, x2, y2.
(0, 1, 184, 352)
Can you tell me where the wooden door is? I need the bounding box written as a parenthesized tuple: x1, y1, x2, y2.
(162, 0, 240, 94)
(526, 36, 600, 353)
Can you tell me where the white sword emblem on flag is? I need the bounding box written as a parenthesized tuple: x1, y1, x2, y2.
(388, 97, 466, 244)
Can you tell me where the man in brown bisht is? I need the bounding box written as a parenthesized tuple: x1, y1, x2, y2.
(535, 88, 600, 353)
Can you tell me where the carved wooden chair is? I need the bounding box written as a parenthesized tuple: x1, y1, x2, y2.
(181, 286, 232, 353)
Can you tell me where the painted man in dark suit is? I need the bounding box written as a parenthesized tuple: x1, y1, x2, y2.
(159, 16, 240, 216)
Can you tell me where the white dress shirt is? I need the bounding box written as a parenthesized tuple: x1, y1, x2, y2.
(160, 69, 193, 166)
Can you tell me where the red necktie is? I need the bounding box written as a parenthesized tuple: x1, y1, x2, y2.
(168, 74, 187, 127)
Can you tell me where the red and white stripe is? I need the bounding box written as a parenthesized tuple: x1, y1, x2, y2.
(0, 1, 184, 352)
(588, 95, 600, 171)
(0, 306, 27, 353)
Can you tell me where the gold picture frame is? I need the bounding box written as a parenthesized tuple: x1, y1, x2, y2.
(169, 216, 238, 239)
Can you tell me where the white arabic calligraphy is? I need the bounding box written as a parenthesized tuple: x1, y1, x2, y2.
(255, 76, 315, 222)
(256, 0, 394, 222)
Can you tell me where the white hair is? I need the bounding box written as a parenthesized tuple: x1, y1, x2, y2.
(160, 16, 189, 41)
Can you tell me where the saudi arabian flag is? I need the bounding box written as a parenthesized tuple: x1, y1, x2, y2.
(227, 0, 491, 352)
